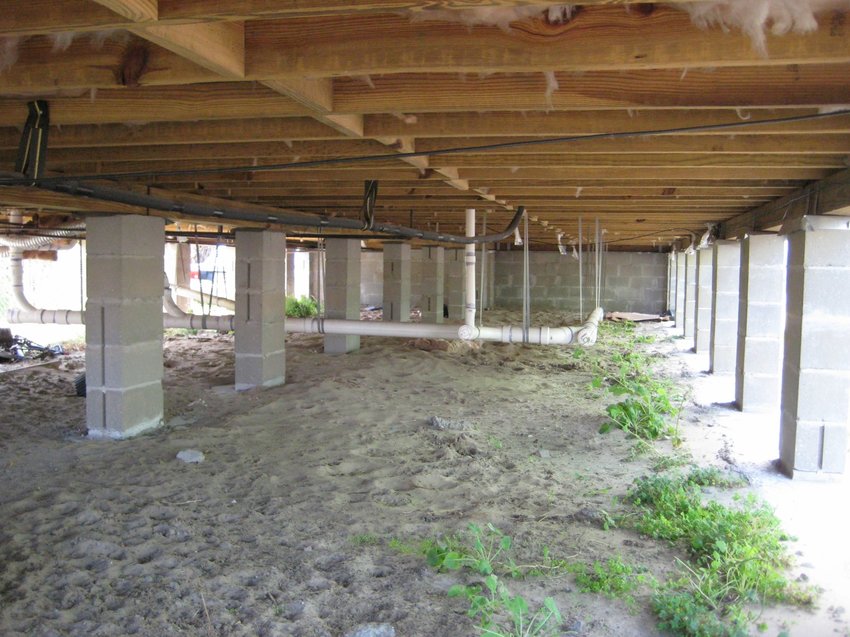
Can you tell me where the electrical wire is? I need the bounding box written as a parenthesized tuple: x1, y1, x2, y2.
(1, 110, 849, 185)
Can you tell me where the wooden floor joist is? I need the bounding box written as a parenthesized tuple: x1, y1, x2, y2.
(2, 1, 850, 248)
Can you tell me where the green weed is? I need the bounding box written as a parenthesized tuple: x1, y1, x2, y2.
(625, 472, 816, 636)
(569, 556, 653, 608)
(350, 533, 381, 546)
(285, 295, 320, 317)
(423, 524, 566, 637)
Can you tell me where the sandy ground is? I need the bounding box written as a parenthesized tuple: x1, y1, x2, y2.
(0, 311, 847, 637)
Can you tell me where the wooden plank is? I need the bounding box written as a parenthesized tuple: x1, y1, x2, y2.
(0, 0, 133, 36)
(0, 0, 698, 35)
(263, 77, 333, 112)
(0, 118, 344, 150)
(432, 153, 846, 169)
(365, 109, 850, 138)
(160, 0, 700, 22)
(0, 83, 307, 126)
(0, 34, 222, 93)
(245, 7, 850, 77)
(91, 0, 158, 21)
(458, 167, 831, 180)
(333, 66, 850, 113)
(415, 134, 850, 155)
(131, 20, 245, 78)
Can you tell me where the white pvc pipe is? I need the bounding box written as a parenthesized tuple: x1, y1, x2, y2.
(10, 308, 604, 347)
(163, 273, 187, 317)
(464, 208, 476, 327)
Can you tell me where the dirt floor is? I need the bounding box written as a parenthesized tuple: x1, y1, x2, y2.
(0, 311, 847, 637)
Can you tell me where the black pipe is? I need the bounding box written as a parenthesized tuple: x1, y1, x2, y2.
(25, 177, 524, 245)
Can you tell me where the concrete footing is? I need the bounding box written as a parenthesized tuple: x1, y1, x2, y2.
(324, 239, 361, 354)
(383, 243, 411, 322)
(421, 246, 445, 323)
(85, 215, 165, 439)
(234, 230, 286, 391)
(779, 216, 850, 478)
(709, 241, 741, 374)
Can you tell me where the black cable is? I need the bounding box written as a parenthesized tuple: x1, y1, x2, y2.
(1, 110, 848, 185)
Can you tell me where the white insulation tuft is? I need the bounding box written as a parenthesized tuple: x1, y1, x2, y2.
(410, 4, 576, 31)
(677, 0, 850, 55)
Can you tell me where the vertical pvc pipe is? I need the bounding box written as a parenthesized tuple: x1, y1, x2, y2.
(464, 208, 476, 327)
(479, 211, 487, 325)
(522, 211, 530, 343)
(595, 218, 601, 309)
(578, 216, 583, 320)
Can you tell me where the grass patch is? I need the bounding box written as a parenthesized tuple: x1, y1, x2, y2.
(285, 295, 320, 318)
(569, 556, 653, 609)
(625, 472, 816, 636)
(349, 533, 382, 546)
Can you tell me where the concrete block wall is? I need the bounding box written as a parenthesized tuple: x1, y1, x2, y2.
(493, 251, 667, 314)
(362, 249, 423, 309)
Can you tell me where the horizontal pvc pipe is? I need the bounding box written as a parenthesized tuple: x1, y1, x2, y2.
(10, 303, 604, 348)
(7, 308, 83, 324)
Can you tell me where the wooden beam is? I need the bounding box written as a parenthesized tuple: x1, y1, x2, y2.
(160, 0, 703, 23)
(0, 118, 344, 149)
(0, 83, 307, 126)
(365, 109, 850, 138)
(332, 66, 850, 113)
(432, 153, 845, 169)
(0, 185, 144, 213)
(0, 34, 221, 93)
(0, 0, 698, 36)
(91, 0, 158, 21)
(245, 7, 850, 77)
(722, 167, 850, 238)
(131, 20, 245, 78)
(415, 134, 850, 156)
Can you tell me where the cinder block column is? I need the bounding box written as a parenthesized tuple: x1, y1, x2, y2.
(324, 238, 361, 354)
(675, 252, 686, 331)
(85, 215, 164, 439)
(383, 242, 411, 322)
(735, 234, 786, 412)
(779, 216, 850, 478)
(421, 246, 445, 323)
(694, 247, 715, 354)
(683, 251, 697, 342)
(445, 248, 465, 321)
(234, 230, 286, 391)
(709, 241, 741, 374)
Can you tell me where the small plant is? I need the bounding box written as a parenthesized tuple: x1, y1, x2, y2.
(449, 576, 562, 637)
(569, 556, 653, 608)
(624, 471, 816, 637)
(422, 524, 566, 637)
(285, 295, 319, 317)
(350, 533, 381, 546)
